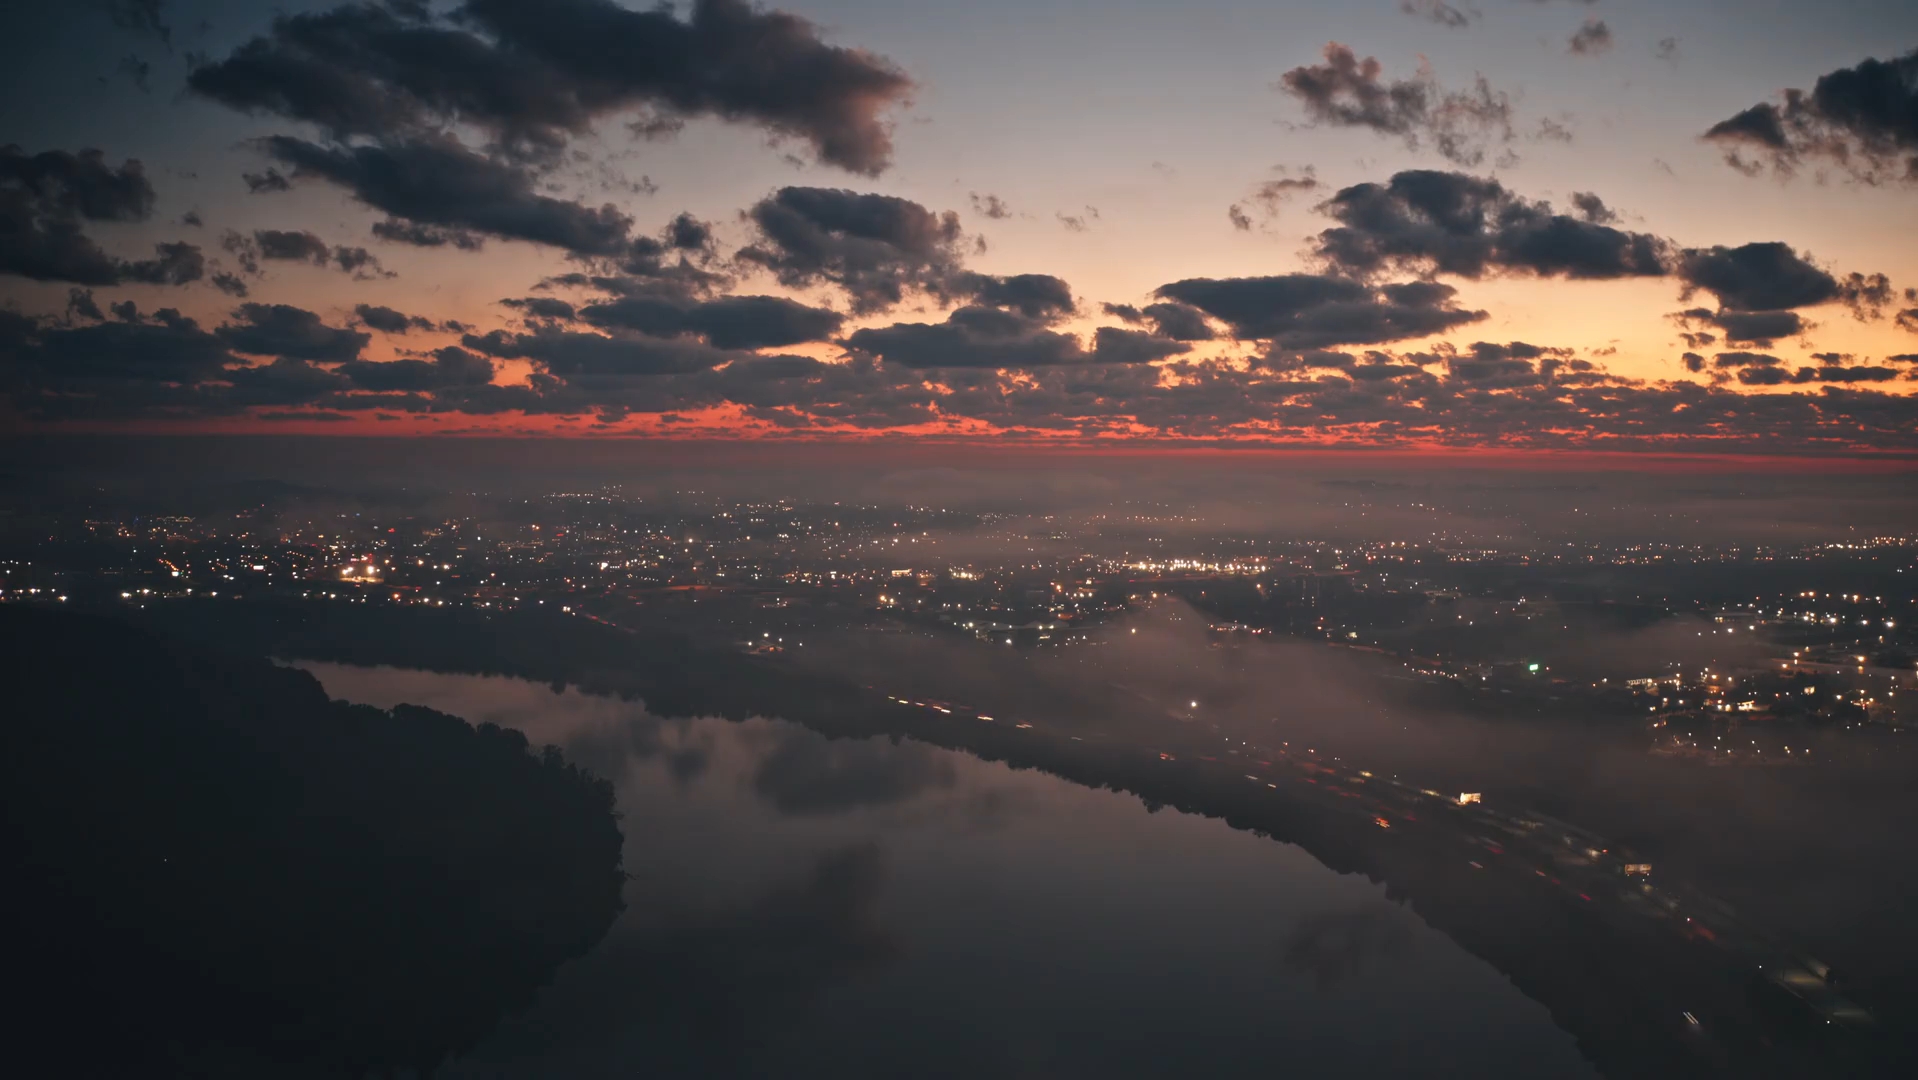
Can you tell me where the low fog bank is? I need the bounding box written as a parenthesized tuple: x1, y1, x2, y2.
(793, 599, 1918, 1005)
(8, 434, 1917, 546)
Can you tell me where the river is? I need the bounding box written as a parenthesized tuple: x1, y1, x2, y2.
(303, 662, 1598, 1079)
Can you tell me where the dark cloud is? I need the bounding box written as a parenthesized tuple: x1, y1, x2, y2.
(220, 229, 260, 275)
(1, 146, 201, 286)
(371, 218, 484, 251)
(65, 288, 105, 323)
(331, 245, 390, 279)
(0, 309, 241, 417)
(1738, 363, 1905, 386)
(665, 212, 714, 254)
(57, 295, 1918, 440)
(210, 271, 250, 297)
(502, 297, 580, 321)
(1567, 19, 1613, 56)
(1655, 38, 1680, 64)
(1090, 327, 1192, 365)
(1140, 302, 1215, 341)
(1674, 242, 1842, 311)
(952, 273, 1076, 320)
(1718, 310, 1805, 345)
(1399, 1, 1474, 29)
(834, 310, 1181, 378)
(463, 327, 731, 377)
(1153, 274, 1487, 348)
(969, 193, 1011, 220)
(354, 303, 437, 333)
(220, 227, 392, 281)
(739, 187, 966, 314)
(216, 303, 369, 362)
(222, 356, 352, 405)
(188, 0, 913, 174)
(1277, 43, 1515, 166)
(1349, 361, 1425, 381)
(1260, 218, 1889, 326)
(1678, 308, 1808, 347)
(118, 240, 205, 286)
(255, 228, 331, 264)
(1569, 191, 1616, 224)
(1808, 365, 1903, 383)
(257, 135, 636, 257)
(180, 210, 203, 227)
(338, 346, 496, 391)
(580, 294, 843, 350)
(1446, 341, 1555, 386)
(845, 307, 1090, 369)
(1311, 170, 1669, 281)
(1837, 272, 1894, 321)
(616, 225, 732, 299)
(1704, 49, 1918, 184)
(1714, 351, 1784, 369)
(242, 168, 291, 194)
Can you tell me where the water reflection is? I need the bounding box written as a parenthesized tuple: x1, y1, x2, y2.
(1283, 906, 1421, 994)
(306, 663, 1597, 1079)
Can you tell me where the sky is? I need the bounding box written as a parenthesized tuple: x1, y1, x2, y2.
(3, 0, 1918, 458)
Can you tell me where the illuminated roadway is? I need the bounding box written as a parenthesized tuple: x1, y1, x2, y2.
(871, 689, 1889, 1079)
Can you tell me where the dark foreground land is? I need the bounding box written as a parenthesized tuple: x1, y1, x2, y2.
(1, 606, 625, 1077)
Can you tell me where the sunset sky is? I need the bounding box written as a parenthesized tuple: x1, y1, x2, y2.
(4, 0, 1918, 455)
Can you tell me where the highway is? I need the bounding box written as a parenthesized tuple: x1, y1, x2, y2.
(867, 685, 1893, 1078)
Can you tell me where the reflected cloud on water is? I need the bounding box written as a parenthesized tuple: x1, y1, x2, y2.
(307, 663, 1597, 1080)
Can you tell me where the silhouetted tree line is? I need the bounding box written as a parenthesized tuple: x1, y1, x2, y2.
(140, 598, 874, 727)
(1, 606, 625, 1077)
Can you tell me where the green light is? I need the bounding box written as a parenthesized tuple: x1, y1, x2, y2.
(1528, 663, 1540, 672)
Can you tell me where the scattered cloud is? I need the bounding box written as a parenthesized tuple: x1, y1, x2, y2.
(1567, 19, 1613, 57)
(1153, 274, 1488, 348)
(1057, 206, 1101, 232)
(579, 294, 846, 349)
(969, 193, 1011, 220)
(1, 146, 202, 286)
(255, 135, 639, 258)
(1399, 1, 1475, 30)
(354, 304, 438, 334)
(1229, 166, 1320, 231)
(242, 168, 291, 194)
(1277, 43, 1515, 166)
(738, 186, 966, 314)
(188, 0, 914, 175)
(216, 302, 369, 362)
(1310, 170, 1668, 281)
(1704, 48, 1918, 184)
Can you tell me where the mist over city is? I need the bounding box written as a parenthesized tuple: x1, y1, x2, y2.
(7, 1, 1918, 1077)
